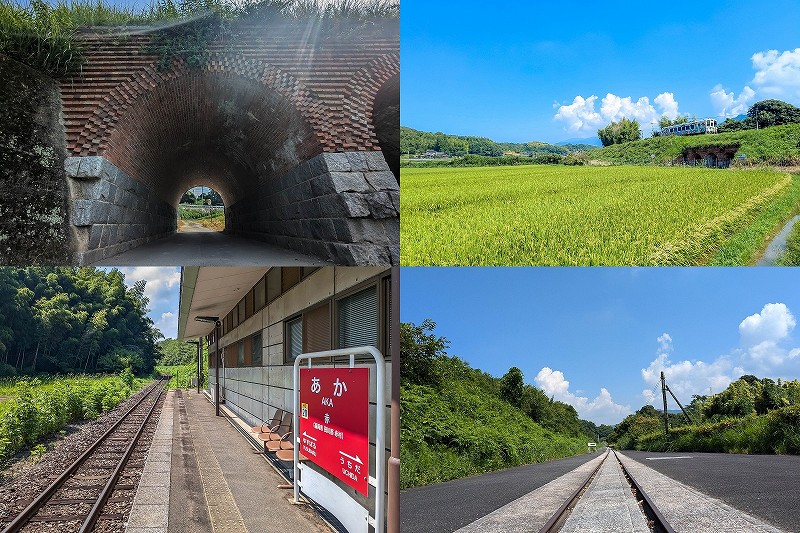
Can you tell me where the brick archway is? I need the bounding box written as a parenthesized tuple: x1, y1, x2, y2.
(63, 22, 399, 265)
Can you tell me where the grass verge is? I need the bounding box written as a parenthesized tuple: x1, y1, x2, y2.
(0, 373, 148, 465)
(711, 172, 800, 265)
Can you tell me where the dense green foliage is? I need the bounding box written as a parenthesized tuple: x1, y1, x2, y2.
(401, 320, 591, 488)
(156, 338, 206, 366)
(597, 117, 641, 147)
(401, 153, 590, 168)
(0, 267, 161, 376)
(589, 123, 800, 166)
(400, 126, 594, 159)
(611, 376, 800, 454)
(156, 363, 204, 389)
(0, 373, 146, 464)
(401, 165, 793, 265)
(180, 189, 223, 206)
(717, 100, 800, 132)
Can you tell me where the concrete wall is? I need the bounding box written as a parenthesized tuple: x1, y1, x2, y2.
(226, 152, 399, 265)
(65, 156, 176, 264)
(207, 267, 391, 516)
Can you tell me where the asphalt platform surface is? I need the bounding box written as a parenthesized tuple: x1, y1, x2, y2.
(400, 453, 597, 533)
(623, 451, 800, 532)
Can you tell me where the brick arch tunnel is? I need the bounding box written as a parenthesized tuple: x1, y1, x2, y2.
(65, 26, 399, 265)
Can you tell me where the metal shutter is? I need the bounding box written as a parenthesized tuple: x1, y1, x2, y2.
(303, 304, 331, 353)
(338, 287, 378, 349)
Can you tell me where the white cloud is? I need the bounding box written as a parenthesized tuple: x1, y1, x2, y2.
(710, 48, 800, 117)
(116, 267, 181, 339)
(654, 93, 679, 120)
(739, 303, 796, 346)
(642, 303, 800, 404)
(710, 84, 756, 118)
(554, 92, 681, 135)
(751, 48, 800, 100)
(117, 267, 181, 307)
(156, 311, 177, 339)
(535, 367, 632, 425)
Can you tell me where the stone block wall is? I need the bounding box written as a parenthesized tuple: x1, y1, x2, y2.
(226, 151, 399, 265)
(66, 156, 176, 264)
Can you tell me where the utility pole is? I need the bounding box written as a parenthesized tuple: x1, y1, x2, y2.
(661, 371, 669, 435)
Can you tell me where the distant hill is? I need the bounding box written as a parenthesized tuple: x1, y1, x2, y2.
(556, 136, 603, 147)
(401, 126, 592, 159)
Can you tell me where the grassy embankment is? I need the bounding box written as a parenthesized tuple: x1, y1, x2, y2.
(402, 357, 588, 489)
(587, 123, 800, 166)
(155, 363, 203, 389)
(629, 408, 800, 454)
(402, 165, 799, 265)
(178, 205, 225, 232)
(612, 376, 800, 454)
(0, 372, 148, 464)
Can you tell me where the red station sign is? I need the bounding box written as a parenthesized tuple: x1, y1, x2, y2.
(299, 367, 370, 496)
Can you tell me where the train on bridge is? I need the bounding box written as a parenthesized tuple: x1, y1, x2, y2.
(659, 118, 718, 136)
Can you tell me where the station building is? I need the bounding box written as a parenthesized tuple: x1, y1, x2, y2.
(177, 266, 398, 533)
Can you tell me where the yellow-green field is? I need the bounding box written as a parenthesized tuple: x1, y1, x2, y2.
(401, 165, 800, 265)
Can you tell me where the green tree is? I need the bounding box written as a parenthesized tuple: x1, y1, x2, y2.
(400, 319, 449, 386)
(748, 99, 800, 128)
(499, 367, 524, 407)
(597, 117, 641, 146)
(180, 190, 197, 204)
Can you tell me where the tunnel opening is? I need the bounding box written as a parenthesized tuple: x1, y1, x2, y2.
(178, 186, 225, 233)
(67, 63, 399, 265)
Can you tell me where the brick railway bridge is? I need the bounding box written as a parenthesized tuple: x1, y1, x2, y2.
(60, 17, 398, 265)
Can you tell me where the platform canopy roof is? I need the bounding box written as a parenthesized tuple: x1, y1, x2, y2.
(178, 267, 270, 339)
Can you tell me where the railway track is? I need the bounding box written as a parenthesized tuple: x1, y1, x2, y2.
(0, 378, 168, 533)
(538, 449, 675, 533)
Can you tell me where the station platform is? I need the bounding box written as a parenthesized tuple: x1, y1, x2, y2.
(126, 389, 332, 533)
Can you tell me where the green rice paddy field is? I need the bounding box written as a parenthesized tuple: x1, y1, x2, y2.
(401, 165, 800, 265)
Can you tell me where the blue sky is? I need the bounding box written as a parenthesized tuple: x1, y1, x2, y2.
(112, 267, 182, 339)
(400, 268, 800, 425)
(401, 0, 800, 143)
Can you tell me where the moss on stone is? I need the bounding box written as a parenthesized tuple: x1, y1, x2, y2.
(0, 55, 73, 264)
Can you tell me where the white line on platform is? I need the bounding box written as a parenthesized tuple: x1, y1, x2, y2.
(645, 456, 694, 460)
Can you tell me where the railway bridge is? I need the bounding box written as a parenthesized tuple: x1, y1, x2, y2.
(4, 15, 399, 265)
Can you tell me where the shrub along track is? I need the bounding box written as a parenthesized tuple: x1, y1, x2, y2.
(0, 378, 167, 533)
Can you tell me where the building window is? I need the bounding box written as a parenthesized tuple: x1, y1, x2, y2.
(267, 268, 281, 303)
(282, 267, 301, 292)
(286, 316, 303, 362)
(337, 286, 378, 350)
(245, 291, 254, 319)
(237, 341, 245, 366)
(238, 299, 246, 324)
(252, 332, 262, 366)
(254, 276, 265, 311)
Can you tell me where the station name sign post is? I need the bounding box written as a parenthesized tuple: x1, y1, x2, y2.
(292, 347, 385, 533)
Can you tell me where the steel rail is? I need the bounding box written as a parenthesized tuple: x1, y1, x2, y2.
(79, 383, 166, 533)
(1, 378, 167, 533)
(612, 450, 676, 533)
(537, 451, 608, 533)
